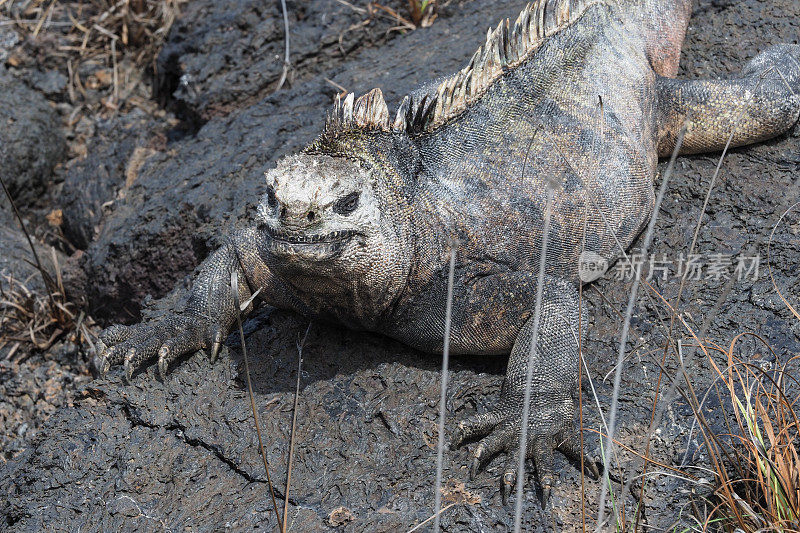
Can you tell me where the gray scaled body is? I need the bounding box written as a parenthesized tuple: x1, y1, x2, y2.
(96, 0, 800, 502)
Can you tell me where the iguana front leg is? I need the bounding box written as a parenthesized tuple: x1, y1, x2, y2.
(452, 275, 598, 505)
(95, 227, 297, 379)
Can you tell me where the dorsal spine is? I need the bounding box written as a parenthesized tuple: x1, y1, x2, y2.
(323, 0, 604, 137)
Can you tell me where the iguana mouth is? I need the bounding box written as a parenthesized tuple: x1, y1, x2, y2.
(266, 226, 357, 244)
(265, 226, 358, 260)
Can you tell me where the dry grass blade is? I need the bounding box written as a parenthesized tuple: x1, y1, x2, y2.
(0, 273, 76, 355)
(767, 202, 800, 322)
(578, 213, 588, 533)
(371, 2, 415, 30)
(513, 184, 555, 531)
(595, 120, 688, 531)
(282, 322, 311, 533)
(584, 427, 694, 479)
(408, 481, 480, 532)
(697, 334, 800, 531)
(0, 175, 57, 303)
(0, 175, 79, 355)
(406, 0, 436, 28)
(2, 0, 188, 118)
(406, 502, 458, 533)
(274, 0, 292, 92)
(630, 121, 688, 527)
(433, 244, 457, 532)
(230, 270, 284, 532)
(634, 66, 799, 530)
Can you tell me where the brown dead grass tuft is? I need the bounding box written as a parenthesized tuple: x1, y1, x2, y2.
(406, 0, 436, 27)
(0, 269, 92, 360)
(695, 335, 800, 532)
(2, 0, 187, 118)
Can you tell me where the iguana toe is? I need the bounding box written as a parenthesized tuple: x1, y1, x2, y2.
(97, 324, 136, 346)
(468, 420, 517, 479)
(93, 352, 110, 376)
(497, 436, 555, 508)
(454, 404, 594, 507)
(209, 329, 225, 363)
(123, 337, 162, 381)
(531, 437, 555, 506)
(555, 431, 600, 479)
(501, 468, 515, 505)
(157, 346, 171, 379)
(451, 410, 504, 449)
(157, 330, 205, 378)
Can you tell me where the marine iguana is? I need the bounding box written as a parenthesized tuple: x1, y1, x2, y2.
(95, 0, 800, 503)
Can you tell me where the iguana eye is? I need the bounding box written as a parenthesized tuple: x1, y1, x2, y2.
(266, 185, 277, 208)
(333, 192, 359, 215)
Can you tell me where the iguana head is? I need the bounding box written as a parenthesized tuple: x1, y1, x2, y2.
(257, 151, 413, 304)
(258, 153, 377, 262)
(254, 87, 445, 308)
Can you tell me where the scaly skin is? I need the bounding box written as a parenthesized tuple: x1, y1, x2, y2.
(96, 0, 800, 506)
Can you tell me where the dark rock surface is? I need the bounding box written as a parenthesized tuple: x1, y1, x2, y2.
(0, 341, 89, 463)
(67, 0, 532, 323)
(0, 152, 84, 470)
(59, 109, 169, 251)
(0, 204, 51, 293)
(3, 0, 800, 531)
(155, 0, 408, 123)
(0, 65, 65, 207)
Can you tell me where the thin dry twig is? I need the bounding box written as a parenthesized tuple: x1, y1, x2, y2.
(231, 270, 284, 532)
(513, 132, 552, 531)
(698, 339, 800, 531)
(371, 2, 415, 30)
(433, 244, 457, 532)
(282, 322, 311, 532)
(406, 0, 436, 28)
(0, 175, 83, 356)
(274, 0, 292, 92)
(0, 175, 57, 306)
(2, 0, 187, 119)
(594, 118, 688, 531)
(634, 66, 800, 530)
(406, 502, 459, 533)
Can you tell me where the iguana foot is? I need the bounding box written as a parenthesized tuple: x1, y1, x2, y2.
(452, 405, 598, 506)
(95, 313, 226, 380)
(449, 278, 598, 505)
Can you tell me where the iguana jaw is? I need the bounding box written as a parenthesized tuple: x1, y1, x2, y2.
(256, 152, 414, 313)
(264, 225, 360, 261)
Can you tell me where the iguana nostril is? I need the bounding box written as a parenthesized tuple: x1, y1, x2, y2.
(307, 211, 315, 222)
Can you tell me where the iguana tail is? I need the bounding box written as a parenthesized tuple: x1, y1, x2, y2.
(656, 44, 800, 157)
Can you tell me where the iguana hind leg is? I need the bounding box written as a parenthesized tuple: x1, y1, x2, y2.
(451, 276, 598, 505)
(657, 44, 800, 156)
(638, 0, 692, 77)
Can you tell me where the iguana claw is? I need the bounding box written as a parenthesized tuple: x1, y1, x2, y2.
(501, 471, 515, 505)
(93, 353, 110, 376)
(209, 330, 224, 363)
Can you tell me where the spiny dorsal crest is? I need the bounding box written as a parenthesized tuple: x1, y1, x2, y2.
(324, 0, 602, 136)
(326, 89, 391, 134)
